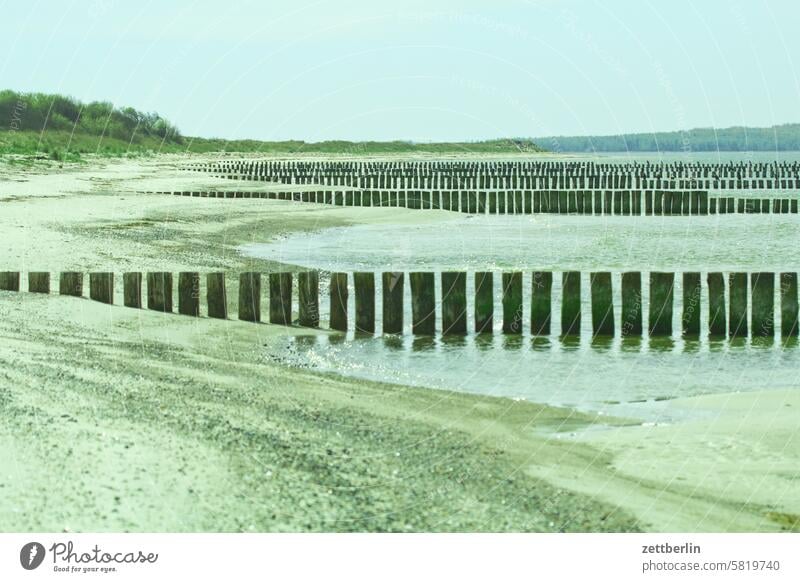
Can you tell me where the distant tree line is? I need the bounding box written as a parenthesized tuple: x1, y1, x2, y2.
(4, 88, 799, 156)
(539, 124, 800, 152)
(0, 89, 182, 143)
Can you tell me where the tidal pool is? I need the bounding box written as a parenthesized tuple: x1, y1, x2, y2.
(245, 213, 800, 421)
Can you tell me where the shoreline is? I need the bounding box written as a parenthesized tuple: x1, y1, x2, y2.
(1, 154, 797, 532)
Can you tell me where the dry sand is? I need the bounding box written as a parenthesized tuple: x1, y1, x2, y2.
(0, 155, 797, 532)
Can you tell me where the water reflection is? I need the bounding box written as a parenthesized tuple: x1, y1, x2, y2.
(411, 336, 436, 352)
(620, 336, 642, 353)
(501, 335, 524, 351)
(648, 337, 675, 353)
(751, 336, 775, 349)
(590, 335, 614, 352)
(284, 329, 800, 422)
(560, 335, 581, 351)
(683, 339, 701, 354)
(440, 335, 468, 349)
(381, 335, 404, 351)
(531, 336, 552, 352)
(473, 333, 495, 351)
(322, 329, 800, 354)
(782, 336, 799, 349)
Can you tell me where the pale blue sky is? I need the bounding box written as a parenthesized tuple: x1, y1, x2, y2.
(2, 0, 798, 141)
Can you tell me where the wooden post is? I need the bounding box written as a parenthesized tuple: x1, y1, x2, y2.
(531, 271, 552, 335)
(421, 190, 431, 210)
(354, 272, 375, 333)
(649, 272, 674, 336)
(682, 272, 701, 336)
(477, 191, 487, 213)
(661, 191, 672, 215)
(561, 271, 581, 336)
(654, 191, 664, 215)
(672, 191, 683, 215)
(123, 272, 142, 308)
(206, 272, 227, 319)
(177, 272, 199, 315)
(539, 191, 549, 213)
(621, 191, 631, 215)
(382, 272, 404, 334)
(237, 272, 261, 322)
(269, 272, 292, 325)
(474, 271, 493, 333)
(59, 272, 83, 297)
(329, 273, 349, 332)
(568, 191, 578, 214)
(621, 272, 642, 336)
(502, 272, 523, 334)
(750, 272, 774, 337)
(728, 272, 748, 338)
(690, 191, 699, 215)
(780, 272, 798, 337)
(28, 272, 50, 294)
(298, 271, 319, 328)
(0, 271, 20, 291)
(707, 272, 726, 337)
(590, 272, 614, 336)
(90, 272, 115, 305)
(147, 272, 173, 312)
(442, 272, 467, 335)
(410, 272, 436, 335)
(469, 191, 479, 214)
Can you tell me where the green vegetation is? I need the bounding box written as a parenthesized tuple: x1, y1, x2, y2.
(4, 89, 800, 158)
(1, 89, 545, 159)
(182, 137, 545, 154)
(540, 124, 800, 152)
(1, 89, 181, 160)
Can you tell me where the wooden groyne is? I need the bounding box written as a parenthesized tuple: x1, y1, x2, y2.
(153, 189, 800, 216)
(2, 269, 798, 341)
(184, 159, 800, 192)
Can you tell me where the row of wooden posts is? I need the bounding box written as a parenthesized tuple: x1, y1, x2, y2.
(210, 170, 800, 192)
(214, 172, 800, 191)
(2, 270, 797, 339)
(191, 159, 800, 182)
(160, 189, 800, 216)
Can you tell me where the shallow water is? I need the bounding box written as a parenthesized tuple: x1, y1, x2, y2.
(280, 333, 798, 422)
(245, 212, 800, 422)
(243, 213, 800, 272)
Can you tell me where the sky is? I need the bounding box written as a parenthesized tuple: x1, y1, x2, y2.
(1, 0, 799, 141)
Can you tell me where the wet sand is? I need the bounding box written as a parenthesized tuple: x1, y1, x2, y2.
(0, 155, 797, 532)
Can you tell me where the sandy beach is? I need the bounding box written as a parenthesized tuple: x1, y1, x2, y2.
(1, 155, 797, 532)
